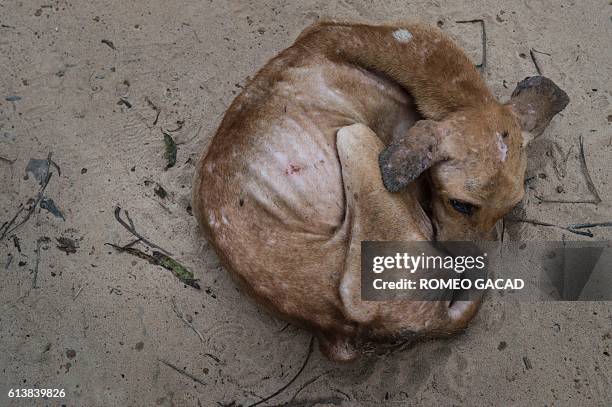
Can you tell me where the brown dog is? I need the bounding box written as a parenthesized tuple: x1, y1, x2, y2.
(192, 21, 568, 361)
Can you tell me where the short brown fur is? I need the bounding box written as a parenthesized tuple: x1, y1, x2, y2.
(192, 21, 568, 361)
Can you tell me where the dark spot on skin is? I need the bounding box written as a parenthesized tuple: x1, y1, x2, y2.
(285, 163, 301, 175)
(66, 349, 76, 359)
(81, 168, 87, 174)
(135, 341, 144, 351)
(519, 53, 527, 59)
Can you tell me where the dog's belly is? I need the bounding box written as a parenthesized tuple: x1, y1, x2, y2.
(206, 61, 417, 232)
(194, 58, 419, 328)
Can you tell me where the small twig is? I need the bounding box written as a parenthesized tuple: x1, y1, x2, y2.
(290, 372, 330, 402)
(171, 298, 204, 342)
(569, 221, 612, 230)
(1, 153, 55, 240)
(509, 218, 555, 227)
(73, 286, 84, 300)
(529, 49, 542, 75)
(523, 356, 532, 370)
(101, 39, 116, 50)
(247, 336, 315, 407)
(105, 243, 200, 289)
(578, 135, 602, 204)
(113, 206, 172, 255)
(153, 110, 161, 126)
(532, 48, 552, 56)
(0, 206, 24, 240)
(204, 353, 221, 363)
(8, 172, 52, 236)
(145, 96, 161, 126)
(535, 196, 600, 204)
(332, 388, 351, 401)
(507, 217, 594, 237)
(567, 228, 595, 238)
(118, 98, 132, 109)
(0, 155, 15, 164)
(124, 209, 136, 230)
(122, 237, 143, 249)
(13, 236, 21, 253)
(32, 238, 43, 288)
(158, 359, 206, 386)
(535, 136, 601, 204)
(456, 19, 487, 72)
(49, 157, 61, 177)
(563, 145, 574, 164)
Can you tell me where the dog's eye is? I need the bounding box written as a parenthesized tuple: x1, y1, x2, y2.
(450, 199, 474, 216)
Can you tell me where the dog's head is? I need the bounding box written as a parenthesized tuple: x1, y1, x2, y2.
(379, 76, 569, 240)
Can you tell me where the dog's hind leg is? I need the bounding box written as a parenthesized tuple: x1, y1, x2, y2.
(335, 124, 430, 322)
(335, 123, 480, 338)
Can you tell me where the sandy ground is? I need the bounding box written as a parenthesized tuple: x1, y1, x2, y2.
(1, 1, 611, 406)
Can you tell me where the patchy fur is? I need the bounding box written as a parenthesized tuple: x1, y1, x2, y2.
(192, 21, 568, 361)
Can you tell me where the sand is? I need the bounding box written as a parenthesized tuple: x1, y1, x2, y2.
(1, 1, 610, 406)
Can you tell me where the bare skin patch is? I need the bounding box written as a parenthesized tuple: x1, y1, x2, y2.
(392, 29, 413, 43)
(495, 132, 508, 162)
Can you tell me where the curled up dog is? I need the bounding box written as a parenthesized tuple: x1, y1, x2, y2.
(192, 21, 569, 361)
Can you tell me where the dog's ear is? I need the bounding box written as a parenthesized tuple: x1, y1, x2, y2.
(509, 76, 569, 146)
(379, 120, 448, 192)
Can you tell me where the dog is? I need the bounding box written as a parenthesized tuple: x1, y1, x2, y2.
(192, 21, 568, 361)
